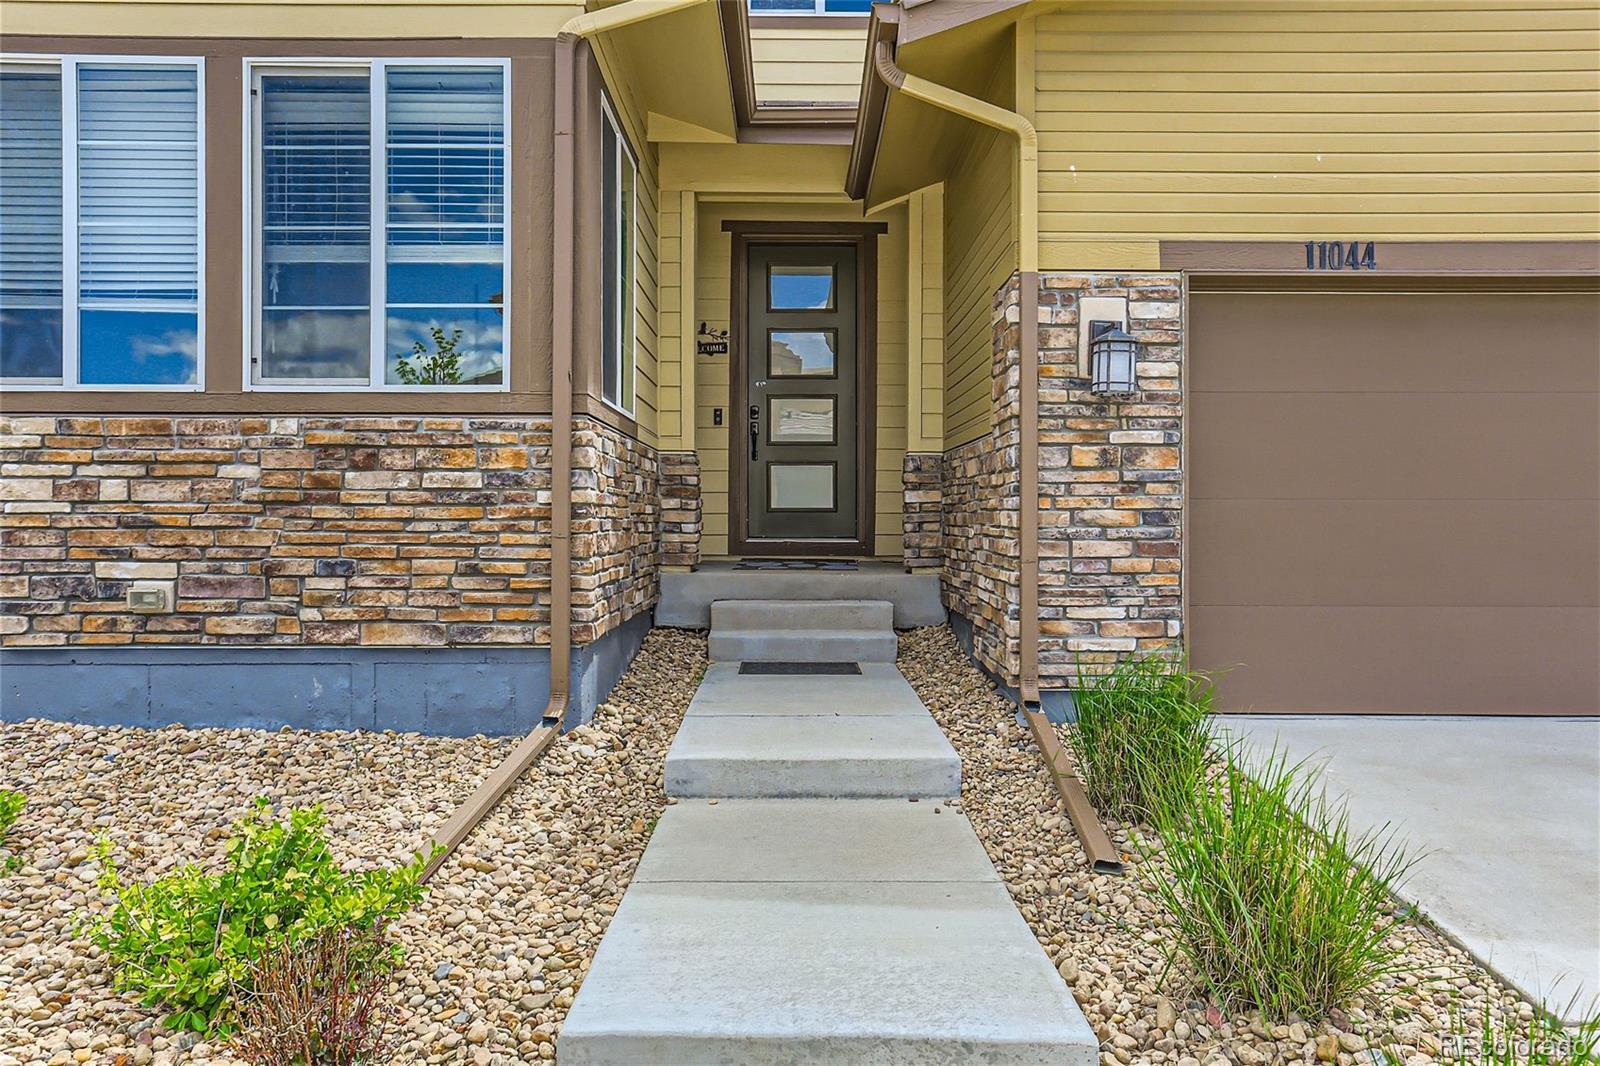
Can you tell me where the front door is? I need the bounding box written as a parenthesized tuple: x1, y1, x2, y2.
(741, 240, 863, 549)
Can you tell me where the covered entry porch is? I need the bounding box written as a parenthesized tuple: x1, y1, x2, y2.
(653, 146, 947, 572)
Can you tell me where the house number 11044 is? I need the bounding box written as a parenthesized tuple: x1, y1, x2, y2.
(1305, 240, 1376, 271)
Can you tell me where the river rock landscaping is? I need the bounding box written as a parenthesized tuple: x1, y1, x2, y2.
(896, 624, 1545, 1066)
(0, 627, 705, 1065)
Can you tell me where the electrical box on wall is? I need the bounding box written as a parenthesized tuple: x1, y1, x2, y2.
(712, 407, 723, 426)
(127, 581, 174, 613)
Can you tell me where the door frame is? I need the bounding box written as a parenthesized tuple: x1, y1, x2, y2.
(724, 220, 886, 557)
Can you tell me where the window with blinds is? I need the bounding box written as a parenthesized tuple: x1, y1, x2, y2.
(249, 60, 508, 390)
(0, 58, 202, 389)
(600, 97, 636, 414)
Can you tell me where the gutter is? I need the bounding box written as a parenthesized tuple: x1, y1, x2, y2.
(422, 0, 707, 882)
(871, 41, 1122, 875)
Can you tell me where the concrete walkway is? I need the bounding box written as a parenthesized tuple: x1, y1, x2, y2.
(1214, 715, 1600, 1021)
(562, 606, 1097, 1064)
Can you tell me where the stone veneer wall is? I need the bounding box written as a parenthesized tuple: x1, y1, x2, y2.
(940, 272, 1185, 696)
(1038, 274, 1184, 689)
(940, 279, 1024, 683)
(0, 415, 658, 650)
(901, 452, 942, 572)
(658, 451, 702, 570)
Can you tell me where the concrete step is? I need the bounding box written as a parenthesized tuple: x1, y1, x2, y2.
(707, 599, 898, 664)
(667, 659, 960, 798)
(711, 598, 894, 633)
(658, 565, 944, 629)
(685, 662, 925, 718)
(560, 800, 1099, 1066)
(665, 714, 961, 798)
(707, 629, 898, 663)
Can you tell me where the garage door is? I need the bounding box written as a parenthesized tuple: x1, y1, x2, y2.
(1189, 281, 1600, 715)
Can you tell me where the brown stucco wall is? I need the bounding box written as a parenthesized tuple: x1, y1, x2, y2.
(0, 35, 557, 415)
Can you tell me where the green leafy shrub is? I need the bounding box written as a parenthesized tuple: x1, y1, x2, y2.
(1067, 655, 1214, 822)
(87, 798, 431, 1036)
(394, 326, 464, 385)
(0, 789, 25, 872)
(1138, 745, 1416, 1020)
(233, 924, 394, 1065)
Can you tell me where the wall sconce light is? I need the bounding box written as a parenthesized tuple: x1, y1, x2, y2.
(1089, 320, 1139, 397)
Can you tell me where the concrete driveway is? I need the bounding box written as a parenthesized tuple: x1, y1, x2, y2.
(1211, 715, 1600, 1021)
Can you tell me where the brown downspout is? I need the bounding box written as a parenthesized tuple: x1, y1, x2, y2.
(871, 41, 1122, 874)
(421, 1, 706, 882)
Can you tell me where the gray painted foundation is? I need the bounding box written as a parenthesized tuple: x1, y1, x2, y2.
(0, 610, 652, 736)
(946, 610, 1076, 722)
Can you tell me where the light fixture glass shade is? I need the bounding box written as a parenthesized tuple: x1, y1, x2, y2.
(1089, 323, 1139, 396)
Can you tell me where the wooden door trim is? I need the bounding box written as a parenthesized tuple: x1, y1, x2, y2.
(728, 227, 879, 558)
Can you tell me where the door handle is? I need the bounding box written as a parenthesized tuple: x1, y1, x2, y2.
(749, 405, 760, 461)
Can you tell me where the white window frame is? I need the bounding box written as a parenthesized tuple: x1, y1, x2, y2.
(0, 53, 206, 392)
(600, 93, 638, 417)
(241, 56, 512, 393)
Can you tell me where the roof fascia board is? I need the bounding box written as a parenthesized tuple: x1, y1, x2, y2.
(897, 0, 1033, 46)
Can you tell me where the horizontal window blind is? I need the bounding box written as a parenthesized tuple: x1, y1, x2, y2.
(78, 66, 199, 305)
(386, 67, 503, 261)
(0, 68, 63, 309)
(381, 66, 506, 387)
(0, 58, 202, 388)
(249, 61, 507, 388)
(0, 66, 64, 380)
(257, 72, 371, 382)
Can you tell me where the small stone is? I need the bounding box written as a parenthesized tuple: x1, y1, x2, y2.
(1058, 957, 1079, 983)
(1155, 997, 1177, 1030)
(467, 1021, 490, 1044)
(1316, 1034, 1340, 1062)
(1338, 1033, 1368, 1053)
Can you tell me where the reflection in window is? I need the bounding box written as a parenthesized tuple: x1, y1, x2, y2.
(385, 66, 504, 385)
(749, 0, 872, 12)
(0, 59, 202, 388)
(0, 66, 63, 381)
(768, 330, 835, 377)
(601, 98, 636, 411)
(770, 397, 835, 443)
(769, 264, 833, 310)
(252, 61, 507, 388)
(77, 65, 200, 386)
(259, 72, 371, 381)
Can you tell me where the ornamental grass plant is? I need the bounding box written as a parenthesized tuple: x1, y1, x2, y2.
(1138, 745, 1418, 1020)
(1067, 654, 1214, 823)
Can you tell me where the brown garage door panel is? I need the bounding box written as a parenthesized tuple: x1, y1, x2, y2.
(1190, 393, 1598, 502)
(1189, 499, 1600, 609)
(1191, 287, 1600, 716)
(1190, 292, 1600, 395)
(1193, 606, 1600, 716)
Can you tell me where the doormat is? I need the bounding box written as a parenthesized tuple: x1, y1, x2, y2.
(733, 559, 859, 571)
(739, 661, 862, 675)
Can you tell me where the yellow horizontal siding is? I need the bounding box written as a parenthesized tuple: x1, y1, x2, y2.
(1033, 2, 1600, 243)
(943, 128, 1015, 450)
(750, 25, 866, 105)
